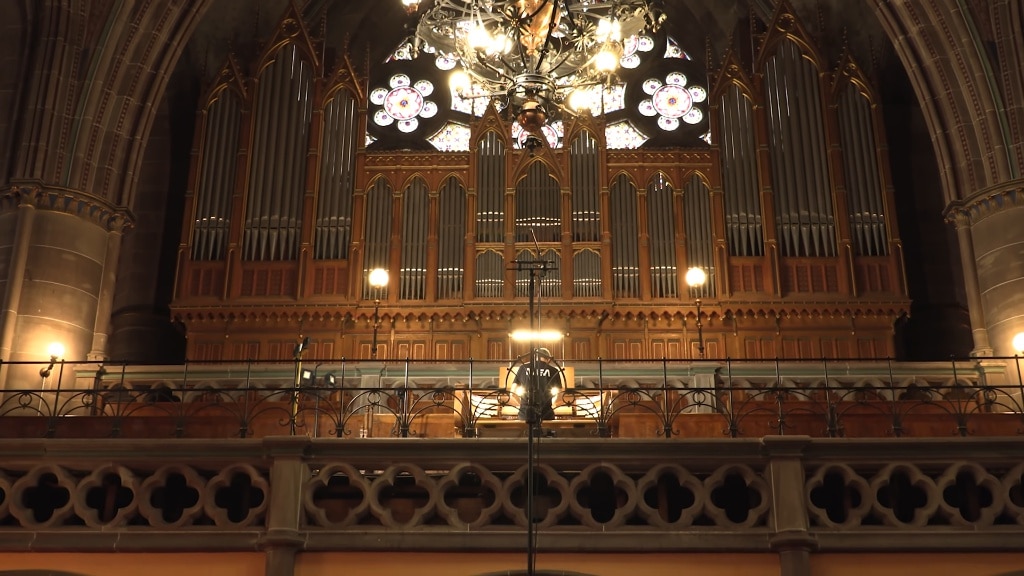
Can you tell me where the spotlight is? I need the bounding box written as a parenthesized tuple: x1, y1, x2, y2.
(324, 373, 336, 387)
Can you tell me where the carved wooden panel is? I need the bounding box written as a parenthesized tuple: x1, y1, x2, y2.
(780, 260, 839, 294)
(854, 258, 894, 293)
(187, 264, 225, 298)
(729, 259, 765, 293)
(311, 263, 349, 296)
(240, 264, 298, 297)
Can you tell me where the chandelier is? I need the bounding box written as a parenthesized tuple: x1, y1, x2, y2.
(401, 0, 666, 146)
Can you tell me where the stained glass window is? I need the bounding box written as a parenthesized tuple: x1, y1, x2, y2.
(605, 120, 649, 149)
(621, 35, 655, 69)
(370, 74, 437, 133)
(512, 120, 562, 149)
(428, 122, 472, 151)
(639, 72, 706, 130)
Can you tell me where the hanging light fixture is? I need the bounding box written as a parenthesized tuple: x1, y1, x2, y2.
(403, 0, 666, 147)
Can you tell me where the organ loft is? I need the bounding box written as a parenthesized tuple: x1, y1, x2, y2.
(171, 3, 909, 364)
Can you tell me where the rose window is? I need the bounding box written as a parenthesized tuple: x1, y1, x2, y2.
(638, 72, 706, 131)
(370, 74, 438, 133)
(620, 34, 655, 69)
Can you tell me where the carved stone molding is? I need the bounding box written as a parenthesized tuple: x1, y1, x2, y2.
(944, 180, 1024, 226)
(1, 183, 135, 233)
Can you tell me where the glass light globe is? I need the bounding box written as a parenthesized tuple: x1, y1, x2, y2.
(1012, 331, 1024, 354)
(685, 267, 707, 288)
(368, 268, 389, 288)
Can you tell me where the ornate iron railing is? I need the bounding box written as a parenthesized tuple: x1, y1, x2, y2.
(0, 357, 1022, 439)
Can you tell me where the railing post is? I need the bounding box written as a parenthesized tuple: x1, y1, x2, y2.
(596, 357, 610, 438)
(822, 357, 838, 438)
(463, 358, 477, 438)
(764, 436, 815, 576)
(886, 358, 903, 437)
(661, 357, 672, 438)
(262, 436, 309, 576)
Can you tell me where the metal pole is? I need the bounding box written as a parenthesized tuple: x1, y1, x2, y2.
(695, 297, 705, 359)
(371, 297, 381, 359)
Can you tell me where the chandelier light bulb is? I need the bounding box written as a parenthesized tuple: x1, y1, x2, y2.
(567, 88, 590, 112)
(449, 70, 471, 95)
(594, 44, 621, 72)
(468, 23, 491, 50)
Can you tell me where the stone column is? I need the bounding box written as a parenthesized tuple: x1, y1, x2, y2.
(950, 212, 993, 356)
(0, 185, 132, 389)
(0, 189, 37, 387)
(951, 182, 1024, 357)
(89, 216, 128, 361)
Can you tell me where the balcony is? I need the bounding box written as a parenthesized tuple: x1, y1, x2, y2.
(0, 357, 1021, 440)
(0, 358, 1022, 559)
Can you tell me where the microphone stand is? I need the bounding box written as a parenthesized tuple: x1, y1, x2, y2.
(510, 250, 555, 576)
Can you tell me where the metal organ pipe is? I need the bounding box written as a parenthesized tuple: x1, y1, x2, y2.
(840, 88, 867, 254)
(805, 57, 834, 257)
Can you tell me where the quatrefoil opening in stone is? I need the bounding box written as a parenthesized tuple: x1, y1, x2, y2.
(806, 463, 871, 528)
(205, 464, 269, 527)
(870, 463, 938, 527)
(304, 463, 370, 527)
(368, 464, 437, 528)
(568, 463, 637, 529)
(10, 465, 76, 528)
(139, 465, 205, 527)
(75, 465, 138, 528)
(436, 463, 503, 529)
(504, 463, 570, 529)
(705, 464, 769, 528)
(636, 464, 704, 528)
(936, 462, 999, 526)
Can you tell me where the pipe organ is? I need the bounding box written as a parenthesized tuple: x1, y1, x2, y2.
(172, 5, 908, 362)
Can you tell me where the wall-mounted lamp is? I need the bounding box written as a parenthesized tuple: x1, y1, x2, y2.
(40, 342, 65, 378)
(1012, 332, 1024, 356)
(324, 373, 336, 387)
(368, 268, 390, 359)
(293, 336, 310, 360)
(685, 267, 708, 359)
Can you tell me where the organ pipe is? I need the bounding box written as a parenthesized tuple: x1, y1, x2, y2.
(570, 131, 601, 242)
(684, 175, 716, 298)
(437, 177, 466, 300)
(400, 178, 429, 300)
(647, 174, 677, 298)
(765, 40, 835, 258)
(839, 84, 887, 256)
(244, 44, 311, 261)
(610, 175, 640, 298)
(193, 89, 240, 260)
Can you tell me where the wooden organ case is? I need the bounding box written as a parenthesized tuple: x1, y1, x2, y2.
(171, 4, 909, 362)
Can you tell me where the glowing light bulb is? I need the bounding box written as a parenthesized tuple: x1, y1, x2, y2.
(685, 267, 707, 288)
(594, 45, 620, 72)
(1012, 331, 1024, 354)
(450, 70, 471, 95)
(468, 24, 491, 50)
(47, 342, 65, 360)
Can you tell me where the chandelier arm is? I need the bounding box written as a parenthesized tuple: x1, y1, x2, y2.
(532, 0, 563, 75)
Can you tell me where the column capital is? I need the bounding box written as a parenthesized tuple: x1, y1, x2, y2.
(944, 178, 1024, 228)
(2, 183, 135, 233)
